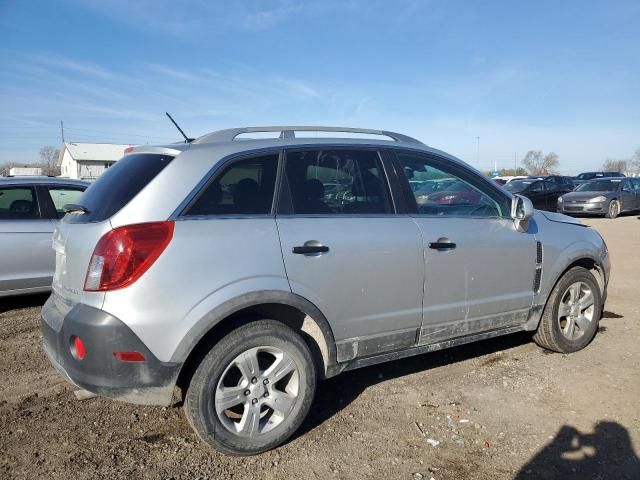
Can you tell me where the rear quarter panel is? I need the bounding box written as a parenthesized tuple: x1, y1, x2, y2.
(100, 218, 289, 362)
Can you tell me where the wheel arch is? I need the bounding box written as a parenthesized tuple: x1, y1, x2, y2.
(174, 290, 338, 396)
(527, 254, 607, 331)
(555, 257, 606, 294)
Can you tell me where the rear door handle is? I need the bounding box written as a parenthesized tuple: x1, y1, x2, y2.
(428, 238, 456, 251)
(292, 240, 329, 255)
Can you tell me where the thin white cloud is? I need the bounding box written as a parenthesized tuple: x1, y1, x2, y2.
(146, 64, 205, 82)
(273, 77, 320, 98)
(70, 0, 318, 35)
(25, 54, 123, 81)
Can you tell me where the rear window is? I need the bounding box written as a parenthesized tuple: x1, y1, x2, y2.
(69, 153, 174, 223)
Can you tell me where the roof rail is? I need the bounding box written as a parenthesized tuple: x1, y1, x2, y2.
(194, 126, 424, 145)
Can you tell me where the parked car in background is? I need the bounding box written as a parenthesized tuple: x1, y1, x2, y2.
(492, 175, 529, 185)
(0, 177, 88, 297)
(543, 175, 575, 191)
(558, 177, 640, 218)
(42, 126, 610, 455)
(561, 176, 576, 189)
(572, 171, 625, 187)
(503, 176, 573, 211)
(424, 179, 481, 205)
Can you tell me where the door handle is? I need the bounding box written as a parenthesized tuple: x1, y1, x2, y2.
(428, 238, 456, 251)
(292, 240, 329, 255)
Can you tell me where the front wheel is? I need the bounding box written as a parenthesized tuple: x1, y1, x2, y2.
(533, 266, 602, 353)
(605, 200, 620, 219)
(185, 320, 316, 455)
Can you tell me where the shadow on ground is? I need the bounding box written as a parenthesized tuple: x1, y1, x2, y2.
(298, 331, 533, 437)
(515, 421, 640, 479)
(0, 293, 49, 315)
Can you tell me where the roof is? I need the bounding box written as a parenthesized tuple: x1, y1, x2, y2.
(0, 176, 90, 187)
(128, 127, 479, 177)
(59, 142, 132, 164)
(193, 126, 424, 145)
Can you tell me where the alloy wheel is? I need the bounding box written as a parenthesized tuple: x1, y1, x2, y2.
(214, 346, 300, 436)
(557, 281, 595, 340)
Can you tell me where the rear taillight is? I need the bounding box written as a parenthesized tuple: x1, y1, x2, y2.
(123, 146, 134, 154)
(84, 221, 174, 291)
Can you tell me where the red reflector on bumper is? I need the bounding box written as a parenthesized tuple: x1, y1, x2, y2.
(113, 351, 145, 362)
(72, 336, 86, 360)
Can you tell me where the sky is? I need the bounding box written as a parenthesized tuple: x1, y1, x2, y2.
(0, 0, 638, 174)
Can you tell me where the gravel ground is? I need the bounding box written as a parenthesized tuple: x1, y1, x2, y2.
(1, 215, 639, 480)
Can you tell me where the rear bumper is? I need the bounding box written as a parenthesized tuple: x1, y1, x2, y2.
(41, 296, 180, 406)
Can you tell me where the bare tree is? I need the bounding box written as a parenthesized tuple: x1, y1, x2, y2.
(631, 148, 640, 174)
(39, 146, 61, 176)
(602, 158, 627, 173)
(522, 150, 559, 175)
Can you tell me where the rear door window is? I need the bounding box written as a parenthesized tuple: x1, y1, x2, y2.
(0, 186, 40, 219)
(69, 153, 174, 223)
(282, 149, 392, 215)
(185, 154, 279, 216)
(46, 186, 86, 218)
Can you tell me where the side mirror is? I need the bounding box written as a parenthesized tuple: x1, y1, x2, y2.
(511, 194, 534, 233)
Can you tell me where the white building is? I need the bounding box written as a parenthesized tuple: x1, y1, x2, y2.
(58, 142, 132, 180)
(9, 167, 43, 176)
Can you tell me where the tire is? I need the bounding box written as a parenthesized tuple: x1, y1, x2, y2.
(605, 200, 620, 219)
(533, 267, 602, 353)
(185, 320, 316, 455)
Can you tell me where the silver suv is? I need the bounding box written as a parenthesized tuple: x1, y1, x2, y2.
(41, 126, 610, 455)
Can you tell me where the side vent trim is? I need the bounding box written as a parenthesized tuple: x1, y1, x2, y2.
(533, 241, 543, 293)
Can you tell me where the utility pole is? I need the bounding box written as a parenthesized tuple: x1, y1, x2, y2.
(476, 136, 480, 168)
(60, 121, 65, 143)
(514, 152, 517, 171)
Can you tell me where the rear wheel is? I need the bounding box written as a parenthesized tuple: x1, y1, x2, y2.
(533, 267, 602, 353)
(605, 200, 620, 219)
(185, 320, 316, 455)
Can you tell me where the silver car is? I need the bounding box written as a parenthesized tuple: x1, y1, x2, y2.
(0, 176, 88, 297)
(41, 126, 610, 455)
(558, 177, 640, 218)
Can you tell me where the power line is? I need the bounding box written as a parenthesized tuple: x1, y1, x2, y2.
(0, 125, 175, 141)
(64, 127, 175, 140)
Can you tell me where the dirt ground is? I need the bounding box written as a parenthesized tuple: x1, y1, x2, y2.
(1, 215, 639, 480)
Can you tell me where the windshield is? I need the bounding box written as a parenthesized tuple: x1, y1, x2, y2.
(504, 180, 534, 193)
(574, 179, 620, 192)
(576, 173, 597, 180)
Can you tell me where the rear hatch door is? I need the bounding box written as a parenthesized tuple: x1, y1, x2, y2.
(50, 151, 177, 314)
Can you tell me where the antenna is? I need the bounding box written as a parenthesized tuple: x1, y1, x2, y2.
(165, 112, 193, 143)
